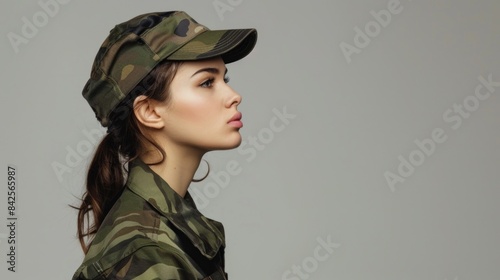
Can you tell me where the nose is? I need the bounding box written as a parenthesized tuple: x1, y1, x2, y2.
(225, 84, 242, 108)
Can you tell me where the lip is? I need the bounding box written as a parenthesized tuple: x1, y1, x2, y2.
(228, 112, 242, 123)
(228, 112, 243, 128)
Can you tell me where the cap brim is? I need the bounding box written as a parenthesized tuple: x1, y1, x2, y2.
(167, 28, 257, 64)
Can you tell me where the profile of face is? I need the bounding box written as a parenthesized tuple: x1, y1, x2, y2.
(135, 57, 244, 155)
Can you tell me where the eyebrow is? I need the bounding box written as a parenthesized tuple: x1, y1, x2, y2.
(191, 67, 228, 78)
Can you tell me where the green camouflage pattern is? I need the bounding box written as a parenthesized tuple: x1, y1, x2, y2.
(72, 158, 228, 279)
(82, 11, 257, 127)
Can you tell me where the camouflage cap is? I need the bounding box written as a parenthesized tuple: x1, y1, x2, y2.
(82, 11, 257, 127)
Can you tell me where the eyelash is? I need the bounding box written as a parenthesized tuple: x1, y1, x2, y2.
(200, 76, 230, 88)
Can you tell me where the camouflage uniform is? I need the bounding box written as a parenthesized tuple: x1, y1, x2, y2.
(73, 158, 228, 279)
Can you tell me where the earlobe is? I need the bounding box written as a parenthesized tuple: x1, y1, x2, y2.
(133, 96, 165, 130)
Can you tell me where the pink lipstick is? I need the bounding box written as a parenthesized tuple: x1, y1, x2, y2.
(228, 112, 243, 128)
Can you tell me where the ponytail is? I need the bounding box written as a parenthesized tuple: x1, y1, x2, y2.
(76, 133, 125, 253)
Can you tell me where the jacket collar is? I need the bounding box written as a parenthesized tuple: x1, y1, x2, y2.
(125, 158, 225, 259)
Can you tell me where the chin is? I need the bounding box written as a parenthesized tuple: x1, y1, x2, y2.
(228, 136, 243, 149)
(213, 134, 242, 151)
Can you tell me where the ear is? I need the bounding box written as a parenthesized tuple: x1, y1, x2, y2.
(133, 96, 165, 130)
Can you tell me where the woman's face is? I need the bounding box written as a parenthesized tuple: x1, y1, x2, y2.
(160, 57, 244, 152)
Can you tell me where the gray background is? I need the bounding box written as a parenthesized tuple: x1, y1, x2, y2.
(1, 0, 499, 279)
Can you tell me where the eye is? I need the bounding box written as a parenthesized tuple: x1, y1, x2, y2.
(200, 76, 230, 88)
(200, 78, 215, 88)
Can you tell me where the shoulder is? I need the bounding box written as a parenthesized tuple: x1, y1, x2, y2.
(90, 188, 162, 251)
(73, 189, 202, 279)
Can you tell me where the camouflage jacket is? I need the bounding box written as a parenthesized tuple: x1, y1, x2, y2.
(72, 159, 228, 279)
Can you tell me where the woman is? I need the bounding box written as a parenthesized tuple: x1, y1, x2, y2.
(72, 11, 257, 279)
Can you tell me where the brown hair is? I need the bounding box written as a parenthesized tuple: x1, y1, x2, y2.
(75, 61, 182, 253)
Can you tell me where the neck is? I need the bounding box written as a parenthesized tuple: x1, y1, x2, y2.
(140, 144, 205, 198)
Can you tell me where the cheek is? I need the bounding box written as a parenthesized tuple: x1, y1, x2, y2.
(169, 92, 218, 128)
